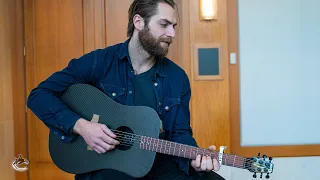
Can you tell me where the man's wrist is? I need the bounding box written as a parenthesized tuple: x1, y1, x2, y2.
(72, 118, 88, 135)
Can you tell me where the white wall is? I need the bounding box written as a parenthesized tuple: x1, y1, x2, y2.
(218, 0, 320, 179)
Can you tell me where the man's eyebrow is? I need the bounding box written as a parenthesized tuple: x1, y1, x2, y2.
(159, 19, 177, 26)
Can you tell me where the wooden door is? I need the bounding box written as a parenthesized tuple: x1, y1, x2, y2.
(24, 0, 85, 179)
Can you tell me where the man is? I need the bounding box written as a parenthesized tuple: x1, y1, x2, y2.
(27, 0, 225, 179)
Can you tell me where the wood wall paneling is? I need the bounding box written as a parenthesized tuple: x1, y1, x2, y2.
(1, 0, 26, 180)
(105, 0, 132, 46)
(187, 0, 231, 152)
(83, 0, 106, 53)
(24, 0, 84, 179)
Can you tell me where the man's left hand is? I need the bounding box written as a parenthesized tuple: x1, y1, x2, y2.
(191, 145, 220, 172)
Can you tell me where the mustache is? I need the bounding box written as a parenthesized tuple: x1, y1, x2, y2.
(159, 38, 173, 44)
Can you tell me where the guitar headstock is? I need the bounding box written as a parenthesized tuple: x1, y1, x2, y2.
(246, 153, 274, 179)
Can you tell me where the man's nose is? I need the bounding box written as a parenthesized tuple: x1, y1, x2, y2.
(166, 26, 175, 38)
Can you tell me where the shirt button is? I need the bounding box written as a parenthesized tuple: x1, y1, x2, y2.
(154, 83, 158, 87)
(129, 91, 132, 94)
(61, 136, 65, 140)
(165, 106, 169, 111)
(112, 93, 116, 96)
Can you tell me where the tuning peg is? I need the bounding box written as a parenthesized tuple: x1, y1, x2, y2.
(253, 172, 257, 178)
(260, 173, 263, 178)
(269, 157, 273, 162)
(266, 173, 270, 179)
(257, 153, 260, 158)
(263, 155, 267, 160)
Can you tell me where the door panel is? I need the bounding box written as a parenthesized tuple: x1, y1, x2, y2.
(25, 0, 84, 179)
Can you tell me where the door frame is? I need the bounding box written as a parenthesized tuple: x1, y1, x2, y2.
(13, 0, 28, 179)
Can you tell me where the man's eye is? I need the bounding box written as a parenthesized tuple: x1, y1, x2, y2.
(161, 23, 168, 27)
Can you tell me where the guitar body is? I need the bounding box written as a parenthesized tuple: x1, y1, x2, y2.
(49, 84, 161, 178)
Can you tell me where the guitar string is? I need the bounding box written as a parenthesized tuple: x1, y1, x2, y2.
(107, 134, 256, 170)
(110, 129, 256, 166)
(89, 128, 262, 169)
(110, 128, 251, 161)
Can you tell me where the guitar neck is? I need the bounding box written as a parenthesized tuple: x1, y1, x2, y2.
(140, 136, 248, 169)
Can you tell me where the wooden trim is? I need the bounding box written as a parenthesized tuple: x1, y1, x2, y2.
(22, 0, 35, 178)
(227, 0, 320, 158)
(13, 0, 29, 180)
(193, 43, 223, 81)
(83, 0, 106, 53)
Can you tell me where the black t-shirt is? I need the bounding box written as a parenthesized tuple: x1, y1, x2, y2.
(133, 65, 164, 138)
(133, 65, 157, 111)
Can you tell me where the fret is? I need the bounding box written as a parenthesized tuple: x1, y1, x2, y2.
(189, 147, 192, 159)
(173, 143, 176, 156)
(196, 148, 198, 158)
(139, 136, 142, 149)
(184, 146, 187, 157)
(169, 142, 172, 155)
(233, 155, 236, 167)
(224, 154, 227, 165)
(141, 136, 145, 150)
(160, 140, 163, 152)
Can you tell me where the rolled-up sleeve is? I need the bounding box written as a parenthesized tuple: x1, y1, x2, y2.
(26, 50, 100, 142)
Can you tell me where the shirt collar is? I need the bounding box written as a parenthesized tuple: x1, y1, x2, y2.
(118, 38, 167, 78)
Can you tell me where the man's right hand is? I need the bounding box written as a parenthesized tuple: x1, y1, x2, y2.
(73, 118, 120, 154)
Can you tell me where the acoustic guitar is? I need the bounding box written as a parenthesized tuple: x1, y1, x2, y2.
(48, 84, 274, 179)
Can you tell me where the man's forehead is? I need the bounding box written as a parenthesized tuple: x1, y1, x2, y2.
(155, 2, 177, 23)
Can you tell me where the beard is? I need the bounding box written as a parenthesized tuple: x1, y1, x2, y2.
(138, 25, 172, 58)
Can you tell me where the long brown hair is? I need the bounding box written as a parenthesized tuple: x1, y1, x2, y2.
(127, 0, 176, 37)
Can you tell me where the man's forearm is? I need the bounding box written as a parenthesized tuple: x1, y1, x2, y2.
(27, 86, 81, 135)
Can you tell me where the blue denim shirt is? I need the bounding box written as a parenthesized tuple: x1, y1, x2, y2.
(27, 38, 199, 179)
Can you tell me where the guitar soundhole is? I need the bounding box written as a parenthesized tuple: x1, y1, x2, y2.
(115, 126, 134, 151)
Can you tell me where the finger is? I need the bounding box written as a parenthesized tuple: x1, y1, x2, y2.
(104, 135, 120, 145)
(201, 156, 207, 171)
(101, 124, 117, 138)
(93, 145, 105, 154)
(213, 159, 220, 171)
(206, 156, 213, 171)
(195, 155, 201, 168)
(96, 139, 115, 151)
(99, 131, 120, 145)
(208, 145, 216, 151)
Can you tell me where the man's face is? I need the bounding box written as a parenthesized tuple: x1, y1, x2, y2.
(138, 2, 177, 58)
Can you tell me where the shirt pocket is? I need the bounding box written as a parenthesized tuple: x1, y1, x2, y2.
(161, 97, 181, 112)
(100, 84, 126, 103)
(160, 97, 181, 131)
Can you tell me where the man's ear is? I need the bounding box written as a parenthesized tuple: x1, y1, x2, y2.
(133, 14, 145, 30)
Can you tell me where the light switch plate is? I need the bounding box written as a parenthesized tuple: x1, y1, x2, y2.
(230, 53, 236, 64)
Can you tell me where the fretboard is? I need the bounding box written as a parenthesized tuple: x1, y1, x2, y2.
(140, 136, 248, 169)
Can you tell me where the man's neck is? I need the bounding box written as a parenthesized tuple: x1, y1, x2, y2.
(128, 38, 155, 75)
